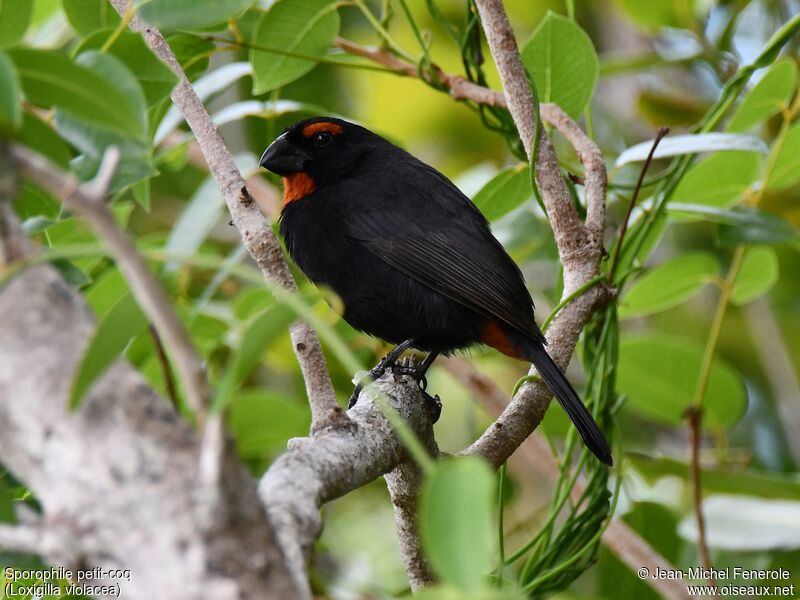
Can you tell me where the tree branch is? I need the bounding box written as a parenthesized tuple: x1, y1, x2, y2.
(109, 0, 347, 433)
(0, 523, 42, 556)
(9, 144, 212, 425)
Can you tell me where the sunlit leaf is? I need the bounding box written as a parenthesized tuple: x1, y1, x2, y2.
(619, 253, 719, 318)
(63, 0, 121, 36)
(0, 52, 21, 131)
(472, 164, 531, 222)
(615, 133, 767, 168)
(770, 121, 800, 189)
(727, 59, 798, 132)
(420, 458, 494, 592)
(0, 0, 33, 48)
(671, 151, 761, 207)
(521, 12, 598, 118)
(618, 333, 746, 428)
(136, 0, 256, 30)
(70, 292, 150, 409)
(250, 0, 340, 94)
(731, 246, 779, 305)
(613, 0, 694, 31)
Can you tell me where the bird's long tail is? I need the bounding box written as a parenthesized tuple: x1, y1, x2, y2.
(525, 340, 612, 466)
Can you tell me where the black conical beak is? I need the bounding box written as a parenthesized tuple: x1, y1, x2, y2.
(259, 135, 311, 176)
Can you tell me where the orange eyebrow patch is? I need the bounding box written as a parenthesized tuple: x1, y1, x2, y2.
(283, 172, 316, 204)
(302, 121, 344, 138)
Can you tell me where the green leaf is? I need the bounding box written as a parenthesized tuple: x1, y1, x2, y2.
(671, 151, 761, 207)
(213, 304, 296, 412)
(70, 292, 150, 409)
(521, 12, 598, 118)
(629, 454, 800, 501)
(228, 389, 310, 457)
(731, 246, 779, 305)
(420, 457, 494, 592)
(168, 33, 215, 80)
(727, 59, 798, 132)
(63, 0, 121, 37)
(613, 0, 694, 31)
(615, 133, 767, 168)
(472, 164, 531, 222)
(136, 0, 256, 30)
(8, 48, 146, 139)
(670, 203, 798, 246)
(637, 90, 708, 126)
(84, 268, 129, 316)
(620, 253, 719, 318)
(250, 0, 340, 94)
(771, 121, 800, 189)
(0, 51, 21, 131)
(76, 30, 178, 107)
(0, 0, 33, 47)
(14, 112, 72, 167)
(617, 333, 747, 429)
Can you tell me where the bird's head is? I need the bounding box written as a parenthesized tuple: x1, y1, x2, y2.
(259, 116, 376, 203)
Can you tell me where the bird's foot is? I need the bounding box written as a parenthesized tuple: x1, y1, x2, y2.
(391, 356, 429, 390)
(348, 355, 394, 408)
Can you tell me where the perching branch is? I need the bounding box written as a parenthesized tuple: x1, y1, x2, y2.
(461, 0, 608, 468)
(9, 144, 212, 424)
(109, 0, 346, 434)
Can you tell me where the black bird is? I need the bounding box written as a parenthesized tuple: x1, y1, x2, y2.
(260, 116, 612, 465)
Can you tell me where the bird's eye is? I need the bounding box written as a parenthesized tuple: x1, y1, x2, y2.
(313, 131, 333, 147)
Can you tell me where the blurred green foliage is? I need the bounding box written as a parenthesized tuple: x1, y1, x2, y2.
(1, 0, 800, 598)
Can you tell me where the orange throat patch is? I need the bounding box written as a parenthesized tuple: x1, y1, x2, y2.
(283, 172, 316, 204)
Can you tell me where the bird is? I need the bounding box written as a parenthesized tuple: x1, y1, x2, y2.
(259, 116, 612, 466)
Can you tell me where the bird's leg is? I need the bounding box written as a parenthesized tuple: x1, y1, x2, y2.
(396, 350, 440, 391)
(348, 338, 417, 408)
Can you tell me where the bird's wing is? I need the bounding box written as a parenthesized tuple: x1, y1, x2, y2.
(344, 169, 540, 340)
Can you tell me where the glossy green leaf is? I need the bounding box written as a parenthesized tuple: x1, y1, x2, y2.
(228, 389, 310, 457)
(620, 253, 719, 318)
(670, 202, 798, 246)
(671, 151, 761, 207)
(472, 164, 531, 222)
(213, 304, 296, 412)
(0, 51, 21, 130)
(136, 0, 256, 30)
(617, 333, 746, 428)
(727, 59, 798, 132)
(77, 30, 178, 106)
(63, 0, 121, 36)
(420, 457, 494, 592)
(85, 269, 129, 316)
(770, 121, 800, 189)
(0, 0, 33, 47)
(521, 12, 598, 118)
(70, 292, 150, 409)
(15, 112, 71, 167)
(613, 0, 694, 31)
(8, 48, 146, 139)
(250, 0, 340, 94)
(731, 246, 779, 305)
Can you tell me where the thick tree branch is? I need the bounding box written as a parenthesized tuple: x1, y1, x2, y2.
(110, 0, 346, 433)
(9, 144, 212, 425)
(0, 523, 42, 556)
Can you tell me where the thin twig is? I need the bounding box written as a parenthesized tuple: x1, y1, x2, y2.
(0, 523, 41, 555)
(609, 127, 669, 282)
(109, 0, 347, 434)
(148, 324, 179, 409)
(684, 406, 714, 590)
(10, 144, 212, 424)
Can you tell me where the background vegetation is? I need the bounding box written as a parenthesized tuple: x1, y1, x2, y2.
(1, 0, 800, 598)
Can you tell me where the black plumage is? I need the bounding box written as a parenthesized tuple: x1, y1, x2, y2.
(260, 116, 612, 466)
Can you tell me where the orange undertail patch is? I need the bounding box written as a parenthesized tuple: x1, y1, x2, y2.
(479, 321, 522, 359)
(302, 121, 344, 138)
(283, 172, 316, 204)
